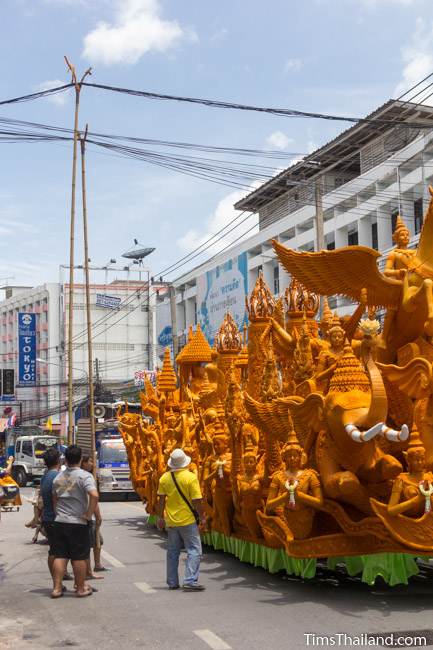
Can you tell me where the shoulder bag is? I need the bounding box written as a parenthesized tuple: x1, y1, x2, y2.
(171, 472, 200, 525)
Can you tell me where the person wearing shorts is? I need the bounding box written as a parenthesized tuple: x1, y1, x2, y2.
(51, 445, 99, 598)
(40, 447, 61, 587)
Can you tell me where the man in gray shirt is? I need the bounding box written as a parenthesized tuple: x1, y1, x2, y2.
(51, 445, 99, 598)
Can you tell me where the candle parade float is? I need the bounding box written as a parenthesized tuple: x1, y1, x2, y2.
(117, 187, 433, 585)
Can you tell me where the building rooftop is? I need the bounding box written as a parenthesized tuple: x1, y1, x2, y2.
(235, 99, 433, 212)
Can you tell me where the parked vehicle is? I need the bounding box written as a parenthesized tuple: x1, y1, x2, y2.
(12, 435, 58, 487)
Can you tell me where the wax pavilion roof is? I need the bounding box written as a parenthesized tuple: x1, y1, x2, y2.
(176, 323, 212, 364)
(157, 347, 177, 393)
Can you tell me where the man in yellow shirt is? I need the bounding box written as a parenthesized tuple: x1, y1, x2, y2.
(157, 448, 206, 591)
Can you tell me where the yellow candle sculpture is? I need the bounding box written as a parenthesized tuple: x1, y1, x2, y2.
(117, 185, 433, 574)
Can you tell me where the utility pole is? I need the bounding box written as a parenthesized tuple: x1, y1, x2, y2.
(315, 177, 325, 252)
(94, 358, 102, 401)
(78, 125, 96, 477)
(64, 56, 92, 445)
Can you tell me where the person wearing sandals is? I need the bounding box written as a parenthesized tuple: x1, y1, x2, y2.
(157, 448, 206, 592)
(40, 447, 61, 588)
(51, 445, 99, 598)
(81, 454, 108, 576)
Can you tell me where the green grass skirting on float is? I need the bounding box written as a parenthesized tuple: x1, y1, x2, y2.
(201, 530, 423, 586)
(201, 530, 316, 578)
(325, 553, 421, 586)
(146, 516, 424, 586)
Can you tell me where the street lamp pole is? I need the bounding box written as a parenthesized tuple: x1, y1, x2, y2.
(122, 241, 155, 371)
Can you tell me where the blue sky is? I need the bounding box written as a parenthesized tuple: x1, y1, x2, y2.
(1, 0, 432, 286)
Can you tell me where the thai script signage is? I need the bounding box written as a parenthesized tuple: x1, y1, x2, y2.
(196, 252, 248, 345)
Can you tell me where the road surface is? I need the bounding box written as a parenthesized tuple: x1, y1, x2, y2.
(1, 489, 433, 649)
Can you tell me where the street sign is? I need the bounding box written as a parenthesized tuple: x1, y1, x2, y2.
(18, 313, 36, 386)
(96, 294, 121, 309)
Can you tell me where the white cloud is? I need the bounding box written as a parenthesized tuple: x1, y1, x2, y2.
(394, 18, 433, 103)
(177, 189, 259, 255)
(266, 131, 293, 151)
(82, 0, 195, 65)
(35, 79, 68, 105)
(284, 58, 303, 73)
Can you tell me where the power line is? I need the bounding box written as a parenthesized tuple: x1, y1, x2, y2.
(82, 81, 433, 130)
(0, 84, 73, 106)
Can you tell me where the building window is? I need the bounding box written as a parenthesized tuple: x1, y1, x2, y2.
(414, 198, 423, 234)
(348, 230, 359, 246)
(371, 222, 378, 250)
(391, 209, 399, 234)
(273, 267, 279, 295)
(257, 265, 263, 276)
(326, 240, 335, 250)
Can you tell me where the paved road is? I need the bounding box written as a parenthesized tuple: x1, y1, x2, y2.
(1, 489, 433, 649)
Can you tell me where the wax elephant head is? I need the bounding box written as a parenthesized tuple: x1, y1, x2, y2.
(246, 345, 408, 514)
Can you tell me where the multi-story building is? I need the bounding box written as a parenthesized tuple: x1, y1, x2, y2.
(0, 277, 158, 432)
(156, 99, 433, 348)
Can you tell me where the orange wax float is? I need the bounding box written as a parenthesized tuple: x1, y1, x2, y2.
(116, 187, 433, 583)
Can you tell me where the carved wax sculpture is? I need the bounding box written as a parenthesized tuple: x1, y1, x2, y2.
(203, 434, 233, 536)
(116, 191, 433, 565)
(371, 427, 433, 551)
(234, 448, 264, 540)
(259, 424, 323, 545)
(273, 188, 433, 363)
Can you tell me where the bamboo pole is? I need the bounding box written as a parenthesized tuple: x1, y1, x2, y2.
(64, 57, 92, 445)
(79, 125, 96, 478)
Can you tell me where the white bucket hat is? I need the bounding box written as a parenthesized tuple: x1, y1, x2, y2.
(168, 448, 191, 470)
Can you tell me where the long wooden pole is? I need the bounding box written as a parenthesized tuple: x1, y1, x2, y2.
(79, 126, 96, 477)
(65, 57, 91, 445)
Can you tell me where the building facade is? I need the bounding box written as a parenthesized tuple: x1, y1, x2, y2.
(156, 100, 433, 347)
(0, 278, 158, 432)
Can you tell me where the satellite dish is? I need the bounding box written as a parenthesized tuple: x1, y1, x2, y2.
(122, 239, 155, 262)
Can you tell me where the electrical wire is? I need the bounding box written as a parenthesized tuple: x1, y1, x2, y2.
(2, 74, 432, 362)
(0, 84, 73, 106)
(82, 81, 433, 130)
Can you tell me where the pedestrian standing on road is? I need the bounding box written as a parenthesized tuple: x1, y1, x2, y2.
(40, 447, 61, 587)
(51, 445, 99, 598)
(81, 454, 108, 577)
(157, 448, 206, 592)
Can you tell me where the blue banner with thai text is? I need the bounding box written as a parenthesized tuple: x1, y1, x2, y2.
(18, 313, 36, 386)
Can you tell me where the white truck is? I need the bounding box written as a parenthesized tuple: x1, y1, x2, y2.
(12, 435, 58, 486)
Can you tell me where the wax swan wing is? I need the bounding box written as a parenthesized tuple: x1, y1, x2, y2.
(272, 240, 402, 309)
(243, 393, 319, 450)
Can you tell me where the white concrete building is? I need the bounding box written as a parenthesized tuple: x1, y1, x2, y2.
(156, 99, 433, 348)
(0, 277, 159, 432)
